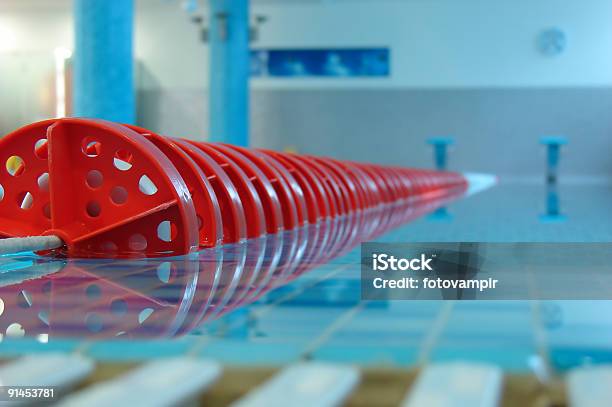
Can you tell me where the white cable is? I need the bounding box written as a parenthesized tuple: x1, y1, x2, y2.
(0, 235, 64, 255)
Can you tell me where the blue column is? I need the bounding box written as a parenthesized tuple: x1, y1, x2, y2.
(427, 137, 454, 171)
(540, 136, 568, 182)
(209, 0, 250, 146)
(73, 0, 135, 124)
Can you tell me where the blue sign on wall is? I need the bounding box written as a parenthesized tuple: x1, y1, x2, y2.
(250, 48, 390, 78)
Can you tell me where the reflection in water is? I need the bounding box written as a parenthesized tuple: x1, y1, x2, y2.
(0, 188, 465, 340)
(540, 136, 567, 184)
(540, 180, 566, 223)
(427, 206, 453, 222)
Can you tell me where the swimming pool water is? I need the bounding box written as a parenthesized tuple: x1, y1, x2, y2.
(1, 181, 611, 373)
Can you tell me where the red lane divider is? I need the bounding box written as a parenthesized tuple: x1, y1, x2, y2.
(183, 141, 266, 239)
(0, 118, 468, 258)
(201, 143, 284, 234)
(221, 144, 302, 230)
(126, 125, 223, 248)
(259, 149, 323, 223)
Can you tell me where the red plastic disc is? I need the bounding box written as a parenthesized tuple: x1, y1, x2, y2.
(366, 165, 399, 203)
(308, 156, 361, 212)
(171, 138, 247, 244)
(383, 167, 405, 201)
(0, 120, 56, 239)
(357, 164, 392, 205)
(250, 149, 308, 226)
(125, 125, 223, 248)
(0, 118, 200, 258)
(331, 159, 375, 209)
(391, 168, 412, 199)
(204, 143, 284, 233)
(408, 169, 428, 197)
(183, 141, 266, 239)
(264, 151, 332, 220)
(351, 163, 379, 208)
(292, 156, 339, 218)
(216, 144, 301, 229)
(288, 154, 347, 216)
(260, 150, 323, 222)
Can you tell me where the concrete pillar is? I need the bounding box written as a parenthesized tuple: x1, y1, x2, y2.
(208, 0, 250, 146)
(73, 0, 135, 123)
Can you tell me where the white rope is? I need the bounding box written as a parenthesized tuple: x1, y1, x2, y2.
(0, 235, 64, 255)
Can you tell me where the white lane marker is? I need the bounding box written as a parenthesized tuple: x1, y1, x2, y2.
(0, 353, 94, 396)
(401, 362, 503, 407)
(56, 358, 221, 407)
(232, 362, 360, 407)
(567, 365, 612, 407)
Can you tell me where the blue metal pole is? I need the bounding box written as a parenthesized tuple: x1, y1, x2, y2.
(540, 136, 567, 182)
(73, 0, 135, 124)
(427, 137, 454, 171)
(433, 144, 447, 170)
(209, 0, 250, 146)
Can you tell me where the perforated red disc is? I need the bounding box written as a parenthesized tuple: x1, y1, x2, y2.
(0, 118, 199, 258)
(376, 166, 403, 202)
(259, 149, 327, 222)
(331, 159, 374, 209)
(203, 143, 288, 233)
(250, 149, 308, 226)
(350, 163, 378, 208)
(184, 141, 266, 239)
(356, 163, 392, 205)
(308, 156, 361, 212)
(220, 144, 302, 229)
(125, 125, 223, 248)
(171, 139, 247, 244)
(289, 154, 346, 216)
(391, 168, 412, 199)
(0, 120, 56, 239)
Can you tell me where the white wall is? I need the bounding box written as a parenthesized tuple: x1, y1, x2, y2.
(2, 0, 612, 89)
(135, 1, 206, 89)
(137, 0, 612, 89)
(0, 9, 71, 52)
(0, 9, 71, 132)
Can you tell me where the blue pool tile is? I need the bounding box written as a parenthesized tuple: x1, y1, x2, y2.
(312, 344, 420, 366)
(429, 346, 535, 372)
(0, 338, 81, 357)
(549, 346, 612, 371)
(198, 340, 303, 365)
(86, 338, 196, 361)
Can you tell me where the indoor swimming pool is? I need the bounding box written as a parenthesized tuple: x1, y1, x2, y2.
(2, 0, 611, 404)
